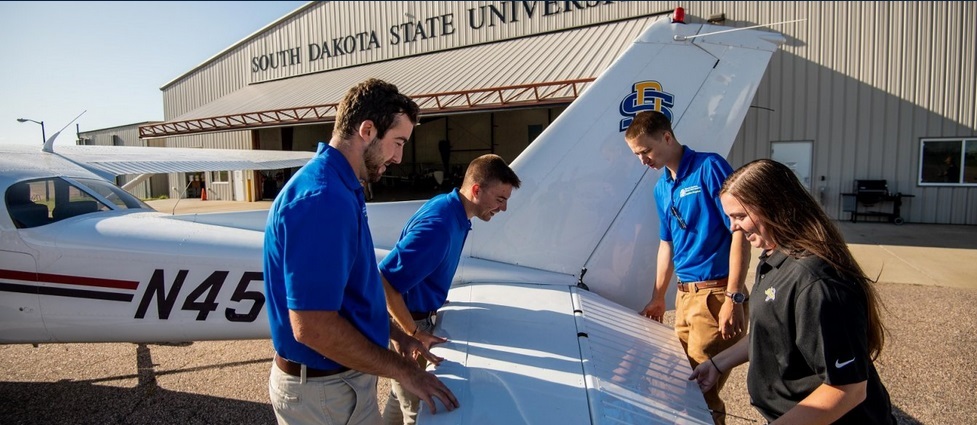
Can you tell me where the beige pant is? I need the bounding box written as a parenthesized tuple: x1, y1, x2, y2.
(269, 362, 380, 425)
(382, 316, 436, 425)
(675, 286, 748, 425)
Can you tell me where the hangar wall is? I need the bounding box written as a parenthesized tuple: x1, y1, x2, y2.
(714, 1, 977, 224)
(156, 1, 976, 224)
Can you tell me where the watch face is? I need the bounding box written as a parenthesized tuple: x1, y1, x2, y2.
(729, 292, 746, 303)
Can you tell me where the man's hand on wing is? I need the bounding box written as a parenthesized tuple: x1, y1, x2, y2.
(400, 369, 460, 414)
(640, 298, 666, 323)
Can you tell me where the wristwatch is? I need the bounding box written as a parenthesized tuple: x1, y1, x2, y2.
(725, 291, 748, 304)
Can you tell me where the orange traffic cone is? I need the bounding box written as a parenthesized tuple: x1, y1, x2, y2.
(200, 187, 207, 201)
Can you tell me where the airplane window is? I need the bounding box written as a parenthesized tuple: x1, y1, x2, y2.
(5, 181, 52, 229)
(75, 178, 151, 210)
(50, 179, 108, 222)
(6, 178, 152, 229)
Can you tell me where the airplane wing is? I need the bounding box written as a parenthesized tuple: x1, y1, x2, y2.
(419, 279, 713, 425)
(48, 144, 314, 180)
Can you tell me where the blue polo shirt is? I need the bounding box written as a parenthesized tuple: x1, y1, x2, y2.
(379, 189, 472, 313)
(263, 142, 388, 370)
(654, 146, 734, 282)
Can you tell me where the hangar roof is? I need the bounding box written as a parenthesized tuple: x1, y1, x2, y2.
(140, 15, 662, 138)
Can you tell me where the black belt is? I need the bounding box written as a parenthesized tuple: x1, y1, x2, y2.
(410, 311, 435, 320)
(275, 353, 349, 378)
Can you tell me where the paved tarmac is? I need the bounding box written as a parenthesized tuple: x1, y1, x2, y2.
(1, 199, 975, 424)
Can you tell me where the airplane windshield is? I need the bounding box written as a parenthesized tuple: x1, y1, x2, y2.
(74, 178, 152, 210)
(5, 177, 151, 229)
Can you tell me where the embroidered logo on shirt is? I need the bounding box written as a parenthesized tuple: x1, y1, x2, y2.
(764, 287, 776, 301)
(835, 357, 856, 368)
(679, 185, 701, 198)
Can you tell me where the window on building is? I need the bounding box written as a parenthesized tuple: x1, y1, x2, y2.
(918, 138, 977, 186)
(211, 170, 229, 183)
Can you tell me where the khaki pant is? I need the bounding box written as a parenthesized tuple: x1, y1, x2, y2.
(269, 362, 380, 425)
(675, 286, 748, 425)
(382, 316, 436, 425)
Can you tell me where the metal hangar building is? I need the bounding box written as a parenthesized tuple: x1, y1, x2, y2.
(93, 2, 975, 225)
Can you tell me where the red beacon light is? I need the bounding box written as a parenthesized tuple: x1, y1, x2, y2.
(672, 7, 685, 24)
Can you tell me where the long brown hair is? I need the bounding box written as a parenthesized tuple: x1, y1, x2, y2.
(721, 159, 886, 359)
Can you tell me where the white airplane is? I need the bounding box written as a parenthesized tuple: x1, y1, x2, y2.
(0, 16, 783, 424)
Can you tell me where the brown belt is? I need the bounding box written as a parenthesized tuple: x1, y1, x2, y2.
(677, 278, 728, 292)
(274, 353, 349, 378)
(410, 311, 435, 320)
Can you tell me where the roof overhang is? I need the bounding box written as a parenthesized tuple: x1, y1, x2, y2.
(141, 16, 662, 139)
(139, 79, 593, 138)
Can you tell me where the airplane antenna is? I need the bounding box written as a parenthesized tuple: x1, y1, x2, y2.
(42, 110, 87, 153)
(674, 18, 806, 41)
(576, 267, 589, 291)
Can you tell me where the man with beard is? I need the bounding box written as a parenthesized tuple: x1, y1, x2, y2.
(264, 78, 458, 425)
(380, 154, 520, 425)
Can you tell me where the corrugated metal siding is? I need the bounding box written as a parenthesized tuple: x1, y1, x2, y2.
(163, 1, 672, 121)
(718, 1, 976, 224)
(167, 16, 662, 122)
(241, 1, 670, 83)
(159, 1, 976, 223)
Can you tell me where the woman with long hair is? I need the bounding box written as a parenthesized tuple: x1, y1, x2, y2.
(689, 159, 895, 424)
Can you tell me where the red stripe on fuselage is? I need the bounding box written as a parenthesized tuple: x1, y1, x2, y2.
(0, 269, 138, 290)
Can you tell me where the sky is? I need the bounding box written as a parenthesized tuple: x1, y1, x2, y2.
(0, 1, 307, 146)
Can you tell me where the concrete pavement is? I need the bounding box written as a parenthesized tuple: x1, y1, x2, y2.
(837, 220, 977, 290)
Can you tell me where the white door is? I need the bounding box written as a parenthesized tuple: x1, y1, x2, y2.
(233, 170, 245, 201)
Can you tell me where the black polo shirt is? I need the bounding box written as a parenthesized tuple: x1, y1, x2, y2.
(748, 250, 895, 424)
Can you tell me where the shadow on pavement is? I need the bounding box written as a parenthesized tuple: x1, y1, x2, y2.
(0, 380, 276, 425)
(892, 406, 924, 425)
(0, 343, 275, 425)
(837, 221, 977, 250)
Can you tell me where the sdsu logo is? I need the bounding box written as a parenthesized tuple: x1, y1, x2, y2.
(619, 81, 674, 131)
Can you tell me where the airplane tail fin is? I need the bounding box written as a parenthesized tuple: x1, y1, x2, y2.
(462, 18, 784, 311)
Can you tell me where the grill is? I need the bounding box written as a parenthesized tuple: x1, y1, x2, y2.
(854, 179, 889, 206)
(841, 180, 914, 224)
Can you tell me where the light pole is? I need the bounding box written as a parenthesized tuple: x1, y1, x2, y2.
(17, 118, 46, 144)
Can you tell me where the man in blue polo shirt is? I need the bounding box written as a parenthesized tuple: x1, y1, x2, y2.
(624, 111, 751, 425)
(379, 154, 521, 425)
(264, 78, 458, 425)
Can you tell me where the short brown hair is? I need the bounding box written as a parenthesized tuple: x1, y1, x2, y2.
(333, 78, 420, 140)
(624, 110, 673, 141)
(463, 154, 521, 189)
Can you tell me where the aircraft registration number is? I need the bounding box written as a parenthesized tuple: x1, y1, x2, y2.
(134, 270, 264, 322)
